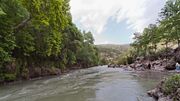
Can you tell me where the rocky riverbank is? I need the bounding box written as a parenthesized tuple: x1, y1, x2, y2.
(109, 46, 180, 72)
(0, 65, 84, 85)
(147, 74, 180, 101)
(108, 59, 172, 71)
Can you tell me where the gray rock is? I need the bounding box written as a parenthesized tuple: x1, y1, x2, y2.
(165, 58, 176, 70)
(158, 97, 172, 101)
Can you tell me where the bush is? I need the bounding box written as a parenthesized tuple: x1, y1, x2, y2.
(117, 56, 134, 65)
(162, 74, 180, 95)
(100, 58, 108, 65)
(117, 56, 127, 65)
(4, 73, 16, 82)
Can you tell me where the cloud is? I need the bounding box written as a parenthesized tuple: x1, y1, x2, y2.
(70, 0, 166, 44)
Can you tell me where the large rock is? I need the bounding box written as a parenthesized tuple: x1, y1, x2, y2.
(151, 59, 168, 71)
(108, 64, 116, 68)
(165, 58, 176, 70)
(124, 66, 133, 71)
(174, 46, 180, 63)
(147, 88, 159, 98)
(136, 56, 144, 61)
(173, 88, 180, 101)
(158, 97, 172, 101)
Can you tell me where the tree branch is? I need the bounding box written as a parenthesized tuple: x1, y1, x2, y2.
(14, 15, 31, 33)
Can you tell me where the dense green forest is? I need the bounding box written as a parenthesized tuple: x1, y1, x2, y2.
(117, 0, 180, 65)
(0, 0, 99, 82)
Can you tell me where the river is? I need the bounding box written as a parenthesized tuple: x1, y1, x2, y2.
(0, 66, 170, 101)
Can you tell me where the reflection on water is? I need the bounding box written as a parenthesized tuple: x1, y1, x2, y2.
(0, 66, 170, 101)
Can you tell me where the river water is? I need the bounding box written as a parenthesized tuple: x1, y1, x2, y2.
(0, 66, 170, 101)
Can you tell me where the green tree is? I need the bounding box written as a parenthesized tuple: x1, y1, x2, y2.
(160, 0, 180, 46)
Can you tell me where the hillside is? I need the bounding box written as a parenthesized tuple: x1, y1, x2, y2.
(96, 44, 130, 64)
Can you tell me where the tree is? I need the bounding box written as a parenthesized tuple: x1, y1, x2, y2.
(160, 0, 180, 46)
(77, 31, 99, 67)
(0, 0, 100, 82)
(0, 0, 28, 66)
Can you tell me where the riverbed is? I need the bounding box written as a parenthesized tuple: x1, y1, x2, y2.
(0, 66, 170, 101)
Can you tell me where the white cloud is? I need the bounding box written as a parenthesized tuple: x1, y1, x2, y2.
(70, 0, 166, 43)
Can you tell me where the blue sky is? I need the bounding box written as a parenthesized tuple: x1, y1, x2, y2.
(70, 0, 166, 45)
(95, 18, 134, 44)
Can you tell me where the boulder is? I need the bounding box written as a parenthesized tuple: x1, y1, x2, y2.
(151, 60, 166, 71)
(108, 64, 116, 68)
(125, 66, 133, 71)
(173, 88, 180, 101)
(165, 58, 176, 70)
(147, 88, 159, 98)
(174, 46, 180, 63)
(135, 63, 143, 68)
(158, 97, 172, 101)
(136, 56, 144, 61)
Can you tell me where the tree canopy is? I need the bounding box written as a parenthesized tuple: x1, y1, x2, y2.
(131, 0, 180, 57)
(0, 0, 99, 82)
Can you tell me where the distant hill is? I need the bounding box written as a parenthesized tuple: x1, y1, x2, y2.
(96, 44, 130, 63)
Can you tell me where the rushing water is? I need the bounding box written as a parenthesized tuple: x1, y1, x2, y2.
(0, 66, 170, 101)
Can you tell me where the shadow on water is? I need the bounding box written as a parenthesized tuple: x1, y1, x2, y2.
(0, 66, 170, 101)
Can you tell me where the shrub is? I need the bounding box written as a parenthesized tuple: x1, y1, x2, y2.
(4, 73, 16, 82)
(162, 74, 180, 95)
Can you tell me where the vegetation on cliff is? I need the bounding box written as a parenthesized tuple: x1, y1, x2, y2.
(0, 0, 99, 83)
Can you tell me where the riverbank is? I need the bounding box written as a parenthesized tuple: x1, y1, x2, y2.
(0, 65, 91, 85)
(109, 46, 180, 72)
(147, 74, 180, 101)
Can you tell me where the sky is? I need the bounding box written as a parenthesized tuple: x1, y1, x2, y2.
(70, 0, 167, 45)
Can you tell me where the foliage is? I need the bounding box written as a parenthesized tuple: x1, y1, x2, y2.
(116, 48, 135, 65)
(77, 31, 99, 67)
(0, 0, 99, 83)
(130, 0, 180, 59)
(4, 73, 16, 82)
(97, 44, 129, 64)
(0, 0, 27, 66)
(162, 74, 180, 96)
